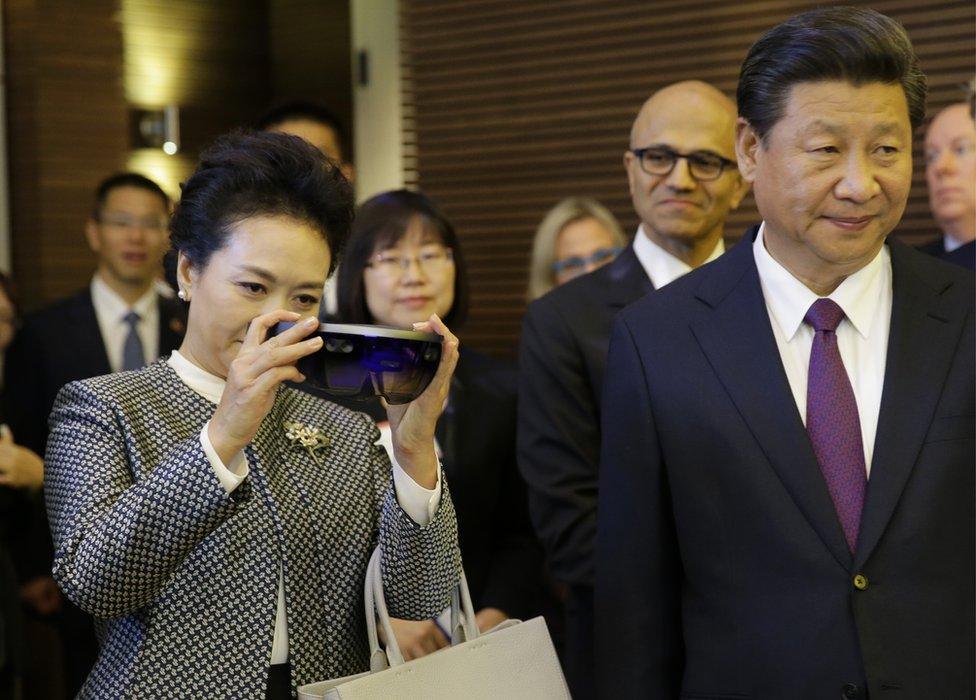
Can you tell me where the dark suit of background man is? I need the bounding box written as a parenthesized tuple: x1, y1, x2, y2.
(518, 80, 748, 698)
(597, 7, 974, 699)
(3, 172, 185, 698)
(919, 101, 975, 270)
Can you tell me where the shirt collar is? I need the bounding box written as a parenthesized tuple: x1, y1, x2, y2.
(167, 350, 225, 405)
(90, 274, 157, 322)
(632, 224, 725, 289)
(752, 222, 888, 341)
(943, 231, 969, 252)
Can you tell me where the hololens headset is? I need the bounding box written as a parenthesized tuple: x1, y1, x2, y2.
(273, 322, 442, 405)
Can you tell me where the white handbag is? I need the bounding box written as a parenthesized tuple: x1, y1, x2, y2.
(298, 547, 570, 699)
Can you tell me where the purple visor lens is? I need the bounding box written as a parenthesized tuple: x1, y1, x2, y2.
(273, 322, 442, 404)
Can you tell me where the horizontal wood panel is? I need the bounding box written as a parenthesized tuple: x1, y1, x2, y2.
(4, 0, 273, 309)
(402, 0, 976, 358)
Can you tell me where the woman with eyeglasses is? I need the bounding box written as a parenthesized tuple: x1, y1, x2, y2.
(43, 133, 462, 699)
(336, 189, 544, 661)
(527, 197, 627, 300)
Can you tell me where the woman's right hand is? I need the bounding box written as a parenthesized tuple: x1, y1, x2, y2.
(208, 311, 323, 464)
(384, 617, 449, 661)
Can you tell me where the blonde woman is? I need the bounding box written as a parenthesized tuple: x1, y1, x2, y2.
(527, 197, 627, 300)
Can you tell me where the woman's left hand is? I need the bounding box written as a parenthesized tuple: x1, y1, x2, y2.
(386, 314, 459, 488)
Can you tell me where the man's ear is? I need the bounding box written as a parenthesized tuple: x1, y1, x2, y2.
(623, 150, 638, 198)
(728, 173, 752, 211)
(84, 218, 101, 254)
(735, 117, 761, 185)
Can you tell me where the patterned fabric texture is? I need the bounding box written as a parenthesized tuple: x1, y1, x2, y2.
(44, 360, 461, 698)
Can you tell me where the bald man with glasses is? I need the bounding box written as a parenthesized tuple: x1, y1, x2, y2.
(517, 80, 749, 698)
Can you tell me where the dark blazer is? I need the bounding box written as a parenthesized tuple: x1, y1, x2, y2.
(330, 349, 543, 620)
(1, 287, 185, 584)
(0, 403, 23, 693)
(596, 229, 975, 699)
(917, 236, 975, 271)
(517, 245, 653, 587)
(3, 287, 186, 457)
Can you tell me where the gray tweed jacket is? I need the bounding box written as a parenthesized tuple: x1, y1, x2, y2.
(44, 360, 461, 699)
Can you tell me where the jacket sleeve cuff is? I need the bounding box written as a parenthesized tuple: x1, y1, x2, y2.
(199, 420, 249, 494)
(391, 451, 442, 525)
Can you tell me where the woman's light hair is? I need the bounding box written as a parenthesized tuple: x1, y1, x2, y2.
(527, 197, 627, 301)
(968, 75, 975, 120)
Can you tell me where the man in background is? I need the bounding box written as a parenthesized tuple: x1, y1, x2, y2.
(256, 100, 354, 183)
(517, 80, 748, 697)
(257, 100, 354, 317)
(920, 98, 975, 270)
(597, 8, 973, 697)
(3, 172, 185, 697)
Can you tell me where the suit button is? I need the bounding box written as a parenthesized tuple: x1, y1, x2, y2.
(842, 682, 861, 698)
(852, 574, 868, 590)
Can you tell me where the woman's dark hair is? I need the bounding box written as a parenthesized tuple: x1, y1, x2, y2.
(169, 130, 353, 275)
(337, 189, 469, 329)
(737, 6, 927, 142)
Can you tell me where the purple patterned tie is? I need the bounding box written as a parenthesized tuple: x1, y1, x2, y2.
(804, 298, 866, 553)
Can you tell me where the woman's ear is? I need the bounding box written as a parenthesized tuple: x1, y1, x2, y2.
(175, 251, 196, 301)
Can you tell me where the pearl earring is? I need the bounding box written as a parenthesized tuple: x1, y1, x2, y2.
(177, 289, 187, 301)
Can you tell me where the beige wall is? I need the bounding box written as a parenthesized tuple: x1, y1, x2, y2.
(351, 0, 404, 201)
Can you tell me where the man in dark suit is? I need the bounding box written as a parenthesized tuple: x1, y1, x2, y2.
(3, 172, 185, 697)
(518, 80, 748, 697)
(258, 101, 355, 320)
(597, 8, 974, 698)
(919, 101, 975, 270)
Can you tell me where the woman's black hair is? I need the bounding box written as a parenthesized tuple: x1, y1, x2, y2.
(336, 189, 469, 329)
(737, 6, 927, 142)
(169, 130, 354, 276)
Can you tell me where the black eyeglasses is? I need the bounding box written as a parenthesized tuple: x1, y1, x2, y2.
(630, 146, 736, 182)
(552, 246, 622, 278)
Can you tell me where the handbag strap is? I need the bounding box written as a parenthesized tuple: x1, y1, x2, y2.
(364, 545, 478, 668)
(364, 547, 402, 668)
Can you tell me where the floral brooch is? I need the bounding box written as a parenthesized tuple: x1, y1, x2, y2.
(283, 421, 330, 464)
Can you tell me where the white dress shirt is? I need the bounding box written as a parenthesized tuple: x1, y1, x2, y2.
(632, 224, 725, 289)
(943, 232, 968, 252)
(166, 350, 442, 664)
(90, 275, 160, 371)
(752, 223, 892, 475)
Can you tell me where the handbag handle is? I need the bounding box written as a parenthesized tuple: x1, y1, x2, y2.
(364, 545, 478, 668)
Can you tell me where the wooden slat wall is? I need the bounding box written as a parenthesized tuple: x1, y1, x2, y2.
(400, 0, 976, 358)
(4, 1, 272, 311)
(268, 0, 353, 160)
(122, 0, 271, 199)
(4, 0, 128, 304)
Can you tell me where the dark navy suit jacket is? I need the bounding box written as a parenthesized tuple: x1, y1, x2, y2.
(597, 229, 974, 698)
(1, 287, 185, 580)
(518, 246, 653, 588)
(917, 236, 975, 272)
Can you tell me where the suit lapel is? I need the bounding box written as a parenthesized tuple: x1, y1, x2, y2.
(72, 290, 112, 375)
(605, 246, 654, 309)
(690, 232, 853, 569)
(854, 241, 967, 568)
